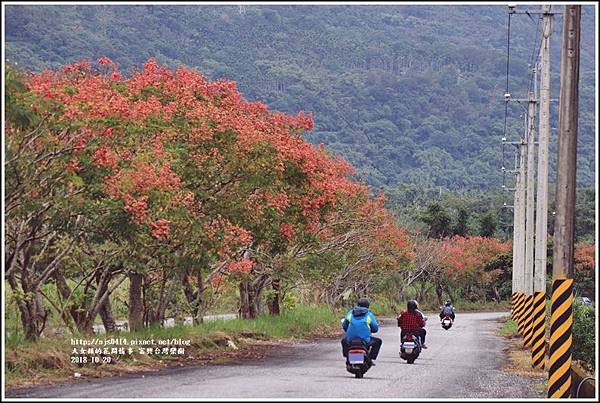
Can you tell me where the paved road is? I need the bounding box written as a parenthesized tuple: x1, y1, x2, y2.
(7, 312, 545, 399)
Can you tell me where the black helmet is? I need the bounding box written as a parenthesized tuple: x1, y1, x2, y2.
(407, 300, 418, 311)
(445, 300, 452, 306)
(357, 298, 370, 308)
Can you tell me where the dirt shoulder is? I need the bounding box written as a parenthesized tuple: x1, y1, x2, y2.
(495, 316, 547, 395)
(5, 324, 343, 392)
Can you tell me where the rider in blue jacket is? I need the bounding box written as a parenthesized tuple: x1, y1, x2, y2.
(341, 298, 382, 363)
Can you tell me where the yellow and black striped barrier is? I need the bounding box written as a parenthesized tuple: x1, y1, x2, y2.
(530, 291, 546, 369)
(511, 292, 517, 321)
(515, 293, 526, 334)
(547, 278, 573, 398)
(523, 294, 534, 348)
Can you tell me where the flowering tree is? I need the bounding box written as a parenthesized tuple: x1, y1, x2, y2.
(6, 57, 424, 335)
(439, 236, 511, 302)
(574, 243, 595, 298)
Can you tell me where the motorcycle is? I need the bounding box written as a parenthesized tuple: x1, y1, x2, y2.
(399, 331, 422, 364)
(345, 338, 372, 378)
(441, 315, 453, 330)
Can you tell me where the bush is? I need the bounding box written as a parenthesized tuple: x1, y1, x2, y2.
(572, 300, 595, 371)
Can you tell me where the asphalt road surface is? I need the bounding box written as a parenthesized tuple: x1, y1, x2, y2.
(7, 311, 545, 399)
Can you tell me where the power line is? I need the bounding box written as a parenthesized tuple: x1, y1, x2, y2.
(526, 14, 542, 95)
(502, 12, 512, 189)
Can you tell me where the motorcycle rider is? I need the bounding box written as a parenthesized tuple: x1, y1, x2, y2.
(439, 300, 456, 321)
(397, 300, 428, 349)
(414, 300, 427, 322)
(341, 298, 382, 364)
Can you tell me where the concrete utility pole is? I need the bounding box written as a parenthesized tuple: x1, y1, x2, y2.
(522, 89, 536, 348)
(511, 156, 519, 295)
(531, 4, 553, 370)
(511, 144, 526, 329)
(547, 5, 580, 399)
(515, 135, 527, 309)
(534, 5, 552, 303)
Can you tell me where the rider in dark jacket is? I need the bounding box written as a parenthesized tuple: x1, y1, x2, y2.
(439, 300, 456, 321)
(341, 298, 382, 363)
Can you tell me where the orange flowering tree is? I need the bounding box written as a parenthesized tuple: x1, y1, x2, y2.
(6, 58, 418, 333)
(574, 243, 595, 299)
(439, 236, 511, 302)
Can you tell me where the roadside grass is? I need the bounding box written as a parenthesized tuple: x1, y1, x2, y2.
(497, 315, 546, 394)
(5, 304, 343, 390)
(369, 300, 401, 317)
(498, 316, 519, 338)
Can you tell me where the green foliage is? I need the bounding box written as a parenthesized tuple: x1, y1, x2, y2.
(420, 202, 452, 238)
(453, 206, 470, 237)
(4, 5, 596, 190)
(478, 210, 497, 238)
(572, 300, 595, 371)
(574, 187, 596, 244)
(498, 317, 518, 337)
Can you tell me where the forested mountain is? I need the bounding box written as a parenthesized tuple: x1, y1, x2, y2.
(4, 4, 596, 190)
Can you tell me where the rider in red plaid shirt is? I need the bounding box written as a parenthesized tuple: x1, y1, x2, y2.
(397, 300, 428, 348)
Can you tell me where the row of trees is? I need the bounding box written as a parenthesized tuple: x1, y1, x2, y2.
(5, 59, 594, 342)
(5, 59, 416, 340)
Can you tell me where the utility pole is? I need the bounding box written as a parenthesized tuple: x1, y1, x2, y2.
(522, 88, 536, 349)
(514, 130, 527, 335)
(547, 5, 580, 399)
(532, 4, 553, 370)
(511, 150, 522, 323)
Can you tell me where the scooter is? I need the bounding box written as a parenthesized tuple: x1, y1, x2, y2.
(345, 338, 372, 378)
(441, 315, 453, 330)
(399, 331, 422, 364)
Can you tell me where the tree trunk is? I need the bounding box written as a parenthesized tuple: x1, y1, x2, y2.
(24, 293, 47, 341)
(267, 278, 281, 316)
(82, 267, 115, 334)
(248, 283, 258, 318)
(239, 280, 252, 319)
(435, 282, 444, 307)
(128, 272, 144, 331)
(147, 272, 175, 327)
(445, 285, 456, 305)
(395, 286, 406, 305)
(250, 274, 270, 318)
(416, 282, 427, 303)
(8, 269, 47, 341)
(99, 295, 117, 333)
(52, 269, 78, 331)
(192, 274, 205, 325)
(182, 270, 205, 325)
(492, 286, 500, 302)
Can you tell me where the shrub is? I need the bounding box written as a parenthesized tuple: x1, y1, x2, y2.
(572, 300, 595, 371)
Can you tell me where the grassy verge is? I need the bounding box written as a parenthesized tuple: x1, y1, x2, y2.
(496, 315, 546, 395)
(5, 305, 343, 390)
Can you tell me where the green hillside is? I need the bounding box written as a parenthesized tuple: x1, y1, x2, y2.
(4, 4, 596, 190)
